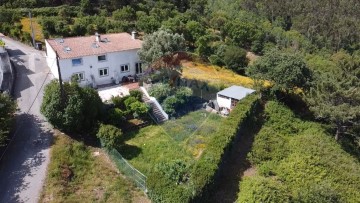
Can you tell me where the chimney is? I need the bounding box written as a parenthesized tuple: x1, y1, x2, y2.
(95, 32, 100, 42)
(131, 31, 137, 40)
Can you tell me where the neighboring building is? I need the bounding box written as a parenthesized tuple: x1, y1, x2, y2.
(45, 32, 143, 87)
(217, 85, 255, 109)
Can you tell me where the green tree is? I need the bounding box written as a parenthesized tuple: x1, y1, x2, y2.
(305, 52, 360, 140)
(0, 94, 16, 147)
(223, 45, 248, 74)
(97, 124, 123, 149)
(41, 80, 102, 133)
(112, 6, 135, 21)
(138, 29, 186, 66)
(247, 50, 312, 93)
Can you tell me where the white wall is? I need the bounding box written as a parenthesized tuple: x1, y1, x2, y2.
(217, 94, 231, 109)
(45, 40, 59, 79)
(53, 49, 140, 86)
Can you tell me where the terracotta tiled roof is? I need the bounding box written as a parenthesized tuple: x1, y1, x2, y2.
(46, 33, 142, 59)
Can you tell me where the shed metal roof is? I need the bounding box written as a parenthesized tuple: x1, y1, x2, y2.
(217, 85, 255, 100)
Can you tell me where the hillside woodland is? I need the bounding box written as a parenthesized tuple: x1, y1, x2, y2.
(1, 0, 359, 202)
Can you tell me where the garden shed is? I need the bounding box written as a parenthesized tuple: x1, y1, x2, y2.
(217, 85, 255, 109)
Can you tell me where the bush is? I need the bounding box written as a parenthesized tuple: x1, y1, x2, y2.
(155, 160, 190, 185)
(41, 80, 102, 133)
(162, 96, 178, 116)
(129, 101, 149, 116)
(124, 96, 137, 110)
(174, 87, 192, 104)
(129, 90, 143, 101)
(107, 108, 126, 127)
(97, 124, 123, 149)
(237, 176, 291, 203)
(149, 83, 172, 103)
(111, 95, 130, 110)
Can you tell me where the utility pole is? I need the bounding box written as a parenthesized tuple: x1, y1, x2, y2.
(55, 51, 65, 106)
(28, 11, 36, 48)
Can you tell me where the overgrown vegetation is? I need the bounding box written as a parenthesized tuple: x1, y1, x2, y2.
(40, 132, 147, 202)
(121, 94, 258, 202)
(148, 83, 193, 116)
(0, 94, 16, 147)
(237, 101, 360, 202)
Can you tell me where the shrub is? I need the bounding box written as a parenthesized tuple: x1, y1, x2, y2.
(162, 96, 178, 116)
(112, 95, 130, 110)
(96, 124, 123, 149)
(124, 96, 137, 110)
(129, 101, 149, 116)
(149, 83, 172, 103)
(155, 160, 190, 185)
(129, 90, 143, 101)
(237, 176, 291, 203)
(174, 87, 193, 104)
(41, 80, 102, 133)
(107, 108, 126, 127)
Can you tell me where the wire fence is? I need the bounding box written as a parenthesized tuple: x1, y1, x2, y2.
(104, 146, 147, 193)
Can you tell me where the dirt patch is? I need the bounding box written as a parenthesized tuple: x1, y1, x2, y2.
(242, 166, 257, 177)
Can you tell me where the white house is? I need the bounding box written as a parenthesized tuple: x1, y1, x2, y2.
(217, 85, 255, 110)
(45, 32, 143, 87)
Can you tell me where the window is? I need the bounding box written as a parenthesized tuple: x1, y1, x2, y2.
(120, 64, 129, 72)
(72, 58, 82, 66)
(98, 55, 106, 62)
(135, 62, 142, 74)
(73, 72, 85, 81)
(99, 68, 109, 77)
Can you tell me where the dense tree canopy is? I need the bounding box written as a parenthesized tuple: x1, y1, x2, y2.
(138, 29, 186, 66)
(247, 50, 312, 93)
(306, 51, 360, 140)
(40, 80, 102, 133)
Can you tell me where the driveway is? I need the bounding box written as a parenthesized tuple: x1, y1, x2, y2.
(0, 37, 53, 203)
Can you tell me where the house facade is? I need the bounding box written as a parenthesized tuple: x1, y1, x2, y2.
(45, 32, 143, 87)
(217, 85, 255, 109)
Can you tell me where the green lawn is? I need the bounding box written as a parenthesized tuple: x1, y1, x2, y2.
(119, 110, 223, 174)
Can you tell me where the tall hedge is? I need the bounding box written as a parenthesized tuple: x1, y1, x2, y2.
(146, 94, 259, 202)
(190, 94, 259, 201)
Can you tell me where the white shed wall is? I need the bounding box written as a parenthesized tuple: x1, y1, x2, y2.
(217, 94, 231, 109)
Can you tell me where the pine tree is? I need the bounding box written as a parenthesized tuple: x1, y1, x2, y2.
(306, 52, 360, 140)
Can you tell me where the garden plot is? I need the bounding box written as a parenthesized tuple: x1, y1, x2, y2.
(119, 110, 223, 174)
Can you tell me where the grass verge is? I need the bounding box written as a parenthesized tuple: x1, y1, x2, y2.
(40, 131, 149, 203)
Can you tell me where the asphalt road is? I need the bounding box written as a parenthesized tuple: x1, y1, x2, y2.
(0, 38, 53, 203)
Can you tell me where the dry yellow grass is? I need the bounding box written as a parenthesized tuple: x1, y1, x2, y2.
(182, 61, 255, 88)
(20, 18, 44, 42)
